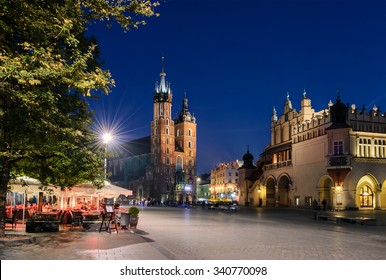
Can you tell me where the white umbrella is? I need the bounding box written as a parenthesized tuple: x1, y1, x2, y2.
(8, 176, 58, 194)
(7, 176, 59, 224)
(70, 181, 132, 208)
(100, 183, 132, 198)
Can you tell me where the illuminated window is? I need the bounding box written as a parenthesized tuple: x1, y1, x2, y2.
(360, 186, 373, 208)
(358, 137, 374, 157)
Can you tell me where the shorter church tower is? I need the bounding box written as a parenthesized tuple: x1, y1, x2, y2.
(174, 93, 197, 204)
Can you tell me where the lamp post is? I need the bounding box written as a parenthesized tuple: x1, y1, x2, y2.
(102, 133, 112, 180)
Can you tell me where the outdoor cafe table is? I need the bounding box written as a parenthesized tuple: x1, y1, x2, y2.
(34, 212, 58, 218)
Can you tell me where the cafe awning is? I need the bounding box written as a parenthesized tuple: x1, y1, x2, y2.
(7, 176, 59, 194)
(70, 181, 132, 198)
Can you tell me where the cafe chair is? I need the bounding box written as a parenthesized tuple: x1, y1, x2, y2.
(69, 210, 83, 229)
(5, 210, 19, 230)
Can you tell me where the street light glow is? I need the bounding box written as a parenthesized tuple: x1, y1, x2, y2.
(103, 133, 112, 144)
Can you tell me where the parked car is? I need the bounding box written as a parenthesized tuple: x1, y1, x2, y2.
(220, 203, 238, 212)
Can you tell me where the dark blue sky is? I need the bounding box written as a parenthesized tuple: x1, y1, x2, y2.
(87, 0, 386, 174)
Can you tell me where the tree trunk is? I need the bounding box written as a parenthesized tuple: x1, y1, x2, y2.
(0, 160, 11, 237)
(38, 192, 44, 212)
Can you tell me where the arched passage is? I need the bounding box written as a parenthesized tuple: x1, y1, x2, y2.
(359, 186, 373, 208)
(318, 175, 333, 210)
(356, 174, 379, 209)
(277, 174, 290, 206)
(265, 177, 276, 207)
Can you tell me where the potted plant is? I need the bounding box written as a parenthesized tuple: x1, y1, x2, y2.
(114, 202, 120, 209)
(26, 215, 60, 233)
(128, 206, 139, 228)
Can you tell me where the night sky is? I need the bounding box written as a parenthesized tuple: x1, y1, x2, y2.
(87, 0, 386, 175)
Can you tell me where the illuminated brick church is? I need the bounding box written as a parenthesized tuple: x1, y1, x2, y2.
(109, 59, 197, 204)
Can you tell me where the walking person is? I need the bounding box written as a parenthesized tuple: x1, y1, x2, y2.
(322, 198, 327, 211)
(312, 199, 320, 220)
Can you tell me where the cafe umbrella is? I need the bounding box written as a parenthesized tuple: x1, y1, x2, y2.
(69, 181, 132, 209)
(7, 176, 59, 224)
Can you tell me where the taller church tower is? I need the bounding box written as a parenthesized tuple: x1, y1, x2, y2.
(150, 57, 175, 201)
(150, 58, 197, 203)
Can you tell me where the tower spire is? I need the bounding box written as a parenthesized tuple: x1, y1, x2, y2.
(154, 56, 171, 95)
(159, 56, 167, 92)
(161, 56, 165, 73)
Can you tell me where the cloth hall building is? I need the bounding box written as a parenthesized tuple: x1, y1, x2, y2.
(239, 91, 386, 210)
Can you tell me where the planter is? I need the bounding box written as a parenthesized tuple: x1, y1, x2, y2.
(129, 216, 139, 229)
(120, 213, 131, 229)
(26, 221, 60, 233)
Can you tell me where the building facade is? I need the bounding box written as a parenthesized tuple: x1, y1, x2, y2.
(210, 160, 241, 201)
(246, 91, 386, 210)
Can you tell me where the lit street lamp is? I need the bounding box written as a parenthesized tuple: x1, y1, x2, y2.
(102, 132, 112, 179)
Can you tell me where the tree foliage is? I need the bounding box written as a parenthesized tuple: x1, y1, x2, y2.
(0, 0, 159, 236)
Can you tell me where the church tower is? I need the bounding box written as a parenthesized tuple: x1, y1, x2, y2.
(174, 93, 197, 204)
(150, 58, 197, 204)
(150, 57, 175, 200)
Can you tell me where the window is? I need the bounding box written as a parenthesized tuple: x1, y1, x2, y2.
(333, 141, 343, 155)
(159, 103, 163, 116)
(188, 129, 192, 136)
(373, 139, 386, 158)
(358, 137, 373, 157)
(176, 129, 180, 137)
(305, 196, 313, 206)
(360, 186, 373, 208)
(176, 156, 183, 171)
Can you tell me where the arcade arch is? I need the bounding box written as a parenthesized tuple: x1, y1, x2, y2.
(318, 175, 333, 210)
(265, 176, 276, 207)
(356, 174, 378, 209)
(277, 174, 291, 206)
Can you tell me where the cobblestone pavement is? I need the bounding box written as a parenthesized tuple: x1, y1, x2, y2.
(1, 207, 386, 260)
